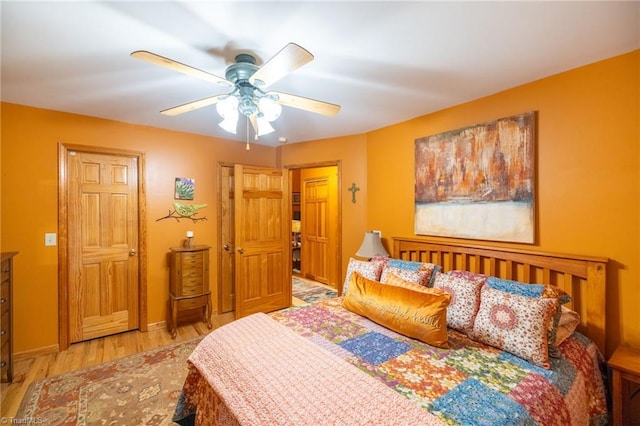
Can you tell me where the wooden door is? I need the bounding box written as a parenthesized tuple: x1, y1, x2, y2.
(67, 150, 140, 343)
(219, 165, 235, 313)
(234, 164, 290, 318)
(300, 167, 338, 286)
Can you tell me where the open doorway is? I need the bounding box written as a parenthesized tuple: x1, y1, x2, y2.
(289, 164, 341, 289)
(291, 169, 302, 275)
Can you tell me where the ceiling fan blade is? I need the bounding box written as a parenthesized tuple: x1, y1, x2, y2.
(160, 95, 224, 116)
(269, 91, 341, 117)
(249, 43, 314, 88)
(131, 50, 232, 88)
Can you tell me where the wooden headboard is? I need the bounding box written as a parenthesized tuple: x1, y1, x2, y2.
(392, 237, 608, 354)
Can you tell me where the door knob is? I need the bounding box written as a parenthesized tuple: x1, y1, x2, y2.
(223, 244, 231, 251)
(237, 247, 244, 254)
(129, 249, 137, 256)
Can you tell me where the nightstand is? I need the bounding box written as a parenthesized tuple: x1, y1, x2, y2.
(608, 344, 640, 425)
(168, 245, 213, 338)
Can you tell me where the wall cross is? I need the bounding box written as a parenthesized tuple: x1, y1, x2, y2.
(348, 182, 360, 204)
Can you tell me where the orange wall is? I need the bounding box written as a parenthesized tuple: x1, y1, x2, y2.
(2, 50, 637, 356)
(0, 104, 276, 353)
(363, 51, 638, 355)
(281, 51, 639, 355)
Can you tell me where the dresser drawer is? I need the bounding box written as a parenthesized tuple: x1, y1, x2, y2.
(181, 252, 204, 266)
(182, 276, 204, 295)
(175, 293, 210, 310)
(0, 287, 9, 316)
(0, 355, 8, 379)
(0, 318, 10, 359)
(182, 268, 204, 279)
(0, 311, 11, 361)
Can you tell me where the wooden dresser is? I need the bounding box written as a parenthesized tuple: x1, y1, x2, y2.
(1, 251, 18, 383)
(168, 246, 212, 338)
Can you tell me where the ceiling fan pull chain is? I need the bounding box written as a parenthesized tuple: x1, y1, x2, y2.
(245, 116, 251, 151)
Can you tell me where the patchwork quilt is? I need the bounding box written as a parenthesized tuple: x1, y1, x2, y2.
(175, 310, 443, 426)
(269, 298, 608, 426)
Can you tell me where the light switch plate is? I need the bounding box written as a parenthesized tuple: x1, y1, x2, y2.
(45, 232, 57, 246)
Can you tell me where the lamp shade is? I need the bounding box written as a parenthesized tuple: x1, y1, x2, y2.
(355, 231, 389, 258)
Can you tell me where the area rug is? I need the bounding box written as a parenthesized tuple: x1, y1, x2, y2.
(17, 336, 203, 425)
(292, 277, 338, 303)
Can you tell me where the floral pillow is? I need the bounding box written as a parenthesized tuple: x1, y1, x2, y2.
(371, 255, 391, 265)
(485, 277, 571, 357)
(485, 277, 571, 304)
(380, 265, 432, 287)
(469, 285, 558, 368)
(342, 257, 384, 296)
(447, 270, 488, 283)
(432, 272, 487, 333)
(382, 259, 441, 286)
(383, 272, 446, 296)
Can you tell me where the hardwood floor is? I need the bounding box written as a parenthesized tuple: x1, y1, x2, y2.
(0, 279, 327, 419)
(0, 313, 235, 419)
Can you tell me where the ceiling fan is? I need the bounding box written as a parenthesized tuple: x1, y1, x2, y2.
(131, 43, 341, 139)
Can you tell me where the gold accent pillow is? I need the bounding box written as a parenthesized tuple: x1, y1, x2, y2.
(342, 272, 451, 348)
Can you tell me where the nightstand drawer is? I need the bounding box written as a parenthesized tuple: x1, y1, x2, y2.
(609, 345, 640, 425)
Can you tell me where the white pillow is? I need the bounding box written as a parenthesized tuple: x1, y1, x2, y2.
(554, 306, 581, 347)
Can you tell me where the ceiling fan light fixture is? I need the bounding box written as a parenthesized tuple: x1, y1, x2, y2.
(256, 113, 275, 136)
(259, 96, 282, 122)
(216, 95, 238, 118)
(218, 114, 238, 134)
(133, 43, 340, 140)
(238, 98, 259, 117)
(216, 95, 239, 134)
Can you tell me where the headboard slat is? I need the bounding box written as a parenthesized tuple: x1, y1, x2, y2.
(506, 260, 513, 280)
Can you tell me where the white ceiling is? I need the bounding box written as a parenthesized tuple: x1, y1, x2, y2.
(2, 1, 638, 146)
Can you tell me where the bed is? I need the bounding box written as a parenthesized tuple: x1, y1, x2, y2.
(174, 237, 609, 425)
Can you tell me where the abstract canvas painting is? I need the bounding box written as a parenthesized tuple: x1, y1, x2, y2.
(414, 111, 536, 243)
